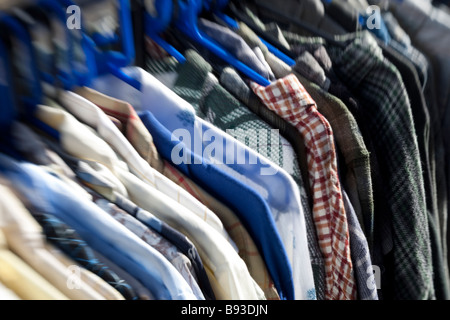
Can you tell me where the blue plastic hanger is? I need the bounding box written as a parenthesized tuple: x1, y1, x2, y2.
(0, 12, 59, 140)
(174, 0, 271, 86)
(144, 0, 186, 63)
(204, 0, 296, 66)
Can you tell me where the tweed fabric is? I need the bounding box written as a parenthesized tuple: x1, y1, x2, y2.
(283, 30, 434, 299)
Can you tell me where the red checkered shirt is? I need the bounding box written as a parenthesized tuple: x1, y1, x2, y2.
(251, 75, 357, 300)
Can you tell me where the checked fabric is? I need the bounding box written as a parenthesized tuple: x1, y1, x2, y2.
(33, 213, 139, 300)
(251, 75, 356, 300)
(281, 31, 435, 299)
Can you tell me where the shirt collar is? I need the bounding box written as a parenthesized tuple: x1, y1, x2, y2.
(326, 31, 383, 90)
(74, 86, 164, 172)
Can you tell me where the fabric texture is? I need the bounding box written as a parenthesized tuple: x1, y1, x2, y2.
(342, 191, 378, 300)
(294, 72, 374, 252)
(33, 213, 138, 300)
(138, 109, 295, 299)
(283, 30, 435, 300)
(251, 74, 357, 300)
(74, 86, 280, 301)
(89, 192, 206, 300)
(37, 133, 213, 301)
(110, 191, 216, 300)
(217, 67, 326, 300)
(386, 0, 450, 285)
(271, 52, 375, 253)
(7, 123, 145, 300)
(115, 162, 267, 300)
(388, 0, 450, 120)
(379, 45, 449, 300)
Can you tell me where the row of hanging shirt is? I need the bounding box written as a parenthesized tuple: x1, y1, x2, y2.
(0, 0, 449, 301)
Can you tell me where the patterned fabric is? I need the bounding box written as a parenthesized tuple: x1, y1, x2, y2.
(90, 60, 296, 299)
(278, 66, 375, 254)
(388, 0, 450, 119)
(0, 152, 198, 300)
(387, 0, 450, 295)
(287, 40, 384, 255)
(198, 77, 316, 301)
(200, 79, 298, 188)
(218, 66, 325, 300)
(33, 213, 138, 300)
(89, 192, 206, 300)
(342, 191, 379, 300)
(138, 110, 292, 300)
(251, 75, 356, 300)
(283, 30, 435, 300)
(325, 33, 434, 300)
(380, 46, 449, 300)
(148, 53, 294, 177)
(112, 190, 224, 301)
